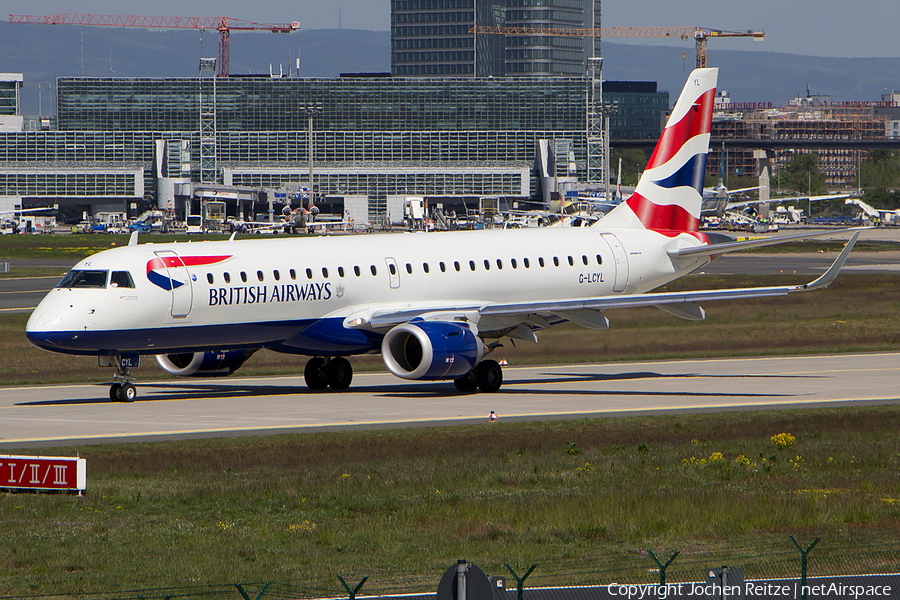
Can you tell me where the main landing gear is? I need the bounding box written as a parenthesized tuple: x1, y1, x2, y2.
(304, 357, 353, 391)
(454, 359, 503, 394)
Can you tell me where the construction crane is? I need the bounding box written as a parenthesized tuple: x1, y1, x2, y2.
(469, 26, 764, 68)
(8, 14, 301, 77)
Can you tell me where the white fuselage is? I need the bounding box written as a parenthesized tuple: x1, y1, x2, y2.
(26, 226, 710, 358)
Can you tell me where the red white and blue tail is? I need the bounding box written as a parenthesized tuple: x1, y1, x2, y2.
(599, 68, 718, 233)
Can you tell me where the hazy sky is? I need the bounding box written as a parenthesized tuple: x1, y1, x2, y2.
(6, 0, 900, 58)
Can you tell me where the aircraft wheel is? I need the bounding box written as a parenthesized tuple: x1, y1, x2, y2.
(118, 383, 137, 402)
(454, 372, 478, 393)
(109, 383, 122, 402)
(304, 357, 329, 390)
(326, 358, 353, 391)
(476, 359, 503, 393)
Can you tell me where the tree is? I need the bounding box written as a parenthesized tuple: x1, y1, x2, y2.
(860, 150, 900, 191)
(612, 148, 650, 186)
(781, 152, 826, 194)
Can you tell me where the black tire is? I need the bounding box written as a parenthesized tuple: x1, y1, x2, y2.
(326, 357, 353, 391)
(119, 382, 137, 402)
(304, 357, 329, 390)
(109, 383, 122, 402)
(476, 359, 503, 393)
(454, 373, 478, 393)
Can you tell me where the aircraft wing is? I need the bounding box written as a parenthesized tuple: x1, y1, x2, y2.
(728, 193, 855, 210)
(351, 232, 860, 331)
(726, 185, 762, 195)
(671, 228, 864, 258)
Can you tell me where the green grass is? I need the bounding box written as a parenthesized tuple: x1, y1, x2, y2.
(0, 232, 317, 261)
(3, 409, 900, 596)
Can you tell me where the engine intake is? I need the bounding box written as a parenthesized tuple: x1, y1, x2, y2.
(155, 349, 256, 377)
(381, 321, 485, 380)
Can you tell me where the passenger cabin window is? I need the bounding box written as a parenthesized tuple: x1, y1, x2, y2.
(423, 263, 430, 273)
(496, 259, 503, 270)
(206, 273, 214, 284)
(322, 267, 329, 278)
(406, 263, 412, 274)
(511, 258, 517, 269)
(57, 270, 109, 289)
(596, 254, 602, 265)
(469, 260, 476, 271)
(582, 255, 588, 266)
(274, 270, 280, 281)
(567, 256, 574, 266)
(338, 266, 345, 278)
(553, 257, 560, 267)
(306, 268, 313, 280)
(370, 265, 377, 276)
(389, 263, 397, 275)
(524, 258, 530, 268)
(240, 272, 248, 283)
(290, 269, 297, 280)
(110, 271, 135, 288)
(224, 272, 231, 283)
(354, 266, 361, 277)
(257, 270, 264, 282)
(454, 261, 461, 272)
(439, 262, 446, 272)
(538, 258, 545, 268)
(483, 259, 490, 271)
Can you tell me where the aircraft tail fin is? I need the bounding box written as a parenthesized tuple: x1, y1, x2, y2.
(599, 68, 718, 233)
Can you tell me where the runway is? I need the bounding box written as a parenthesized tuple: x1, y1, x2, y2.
(2, 352, 899, 448)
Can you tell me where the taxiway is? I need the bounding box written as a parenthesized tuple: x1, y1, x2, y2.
(1, 352, 898, 448)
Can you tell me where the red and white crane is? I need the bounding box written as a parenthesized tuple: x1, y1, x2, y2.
(8, 13, 301, 77)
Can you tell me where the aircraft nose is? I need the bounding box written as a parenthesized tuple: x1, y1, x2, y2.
(27, 310, 62, 331)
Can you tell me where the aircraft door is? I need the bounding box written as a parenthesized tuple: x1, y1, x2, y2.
(153, 250, 194, 320)
(384, 257, 401, 289)
(600, 233, 629, 293)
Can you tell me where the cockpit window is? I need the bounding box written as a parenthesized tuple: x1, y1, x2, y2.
(57, 270, 108, 289)
(110, 271, 135, 288)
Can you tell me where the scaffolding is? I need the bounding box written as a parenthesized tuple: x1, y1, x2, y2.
(199, 59, 217, 185)
(712, 104, 886, 185)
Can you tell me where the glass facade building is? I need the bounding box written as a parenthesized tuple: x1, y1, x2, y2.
(1, 76, 595, 215)
(391, 0, 601, 77)
(605, 81, 670, 141)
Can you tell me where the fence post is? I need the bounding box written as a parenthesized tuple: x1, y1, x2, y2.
(235, 583, 272, 600)
(647, 550, 680, 587)
(790, 535, 820, 600)
(338, 575, 369, 600)
(504, 563, 537, 600)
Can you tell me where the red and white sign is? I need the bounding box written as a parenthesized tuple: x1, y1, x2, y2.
(1, 455, 86, 492)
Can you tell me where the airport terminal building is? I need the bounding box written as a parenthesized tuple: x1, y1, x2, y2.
(0, 73, 669, 223)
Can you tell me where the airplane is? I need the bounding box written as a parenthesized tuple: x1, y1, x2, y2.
(26, 68, 863, 402)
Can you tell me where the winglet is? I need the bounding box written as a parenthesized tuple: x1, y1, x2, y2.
(800, 231, 860, 291)
(128, 231, 139, 247)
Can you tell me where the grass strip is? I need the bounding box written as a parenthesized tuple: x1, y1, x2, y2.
(2, 407, 900, 595)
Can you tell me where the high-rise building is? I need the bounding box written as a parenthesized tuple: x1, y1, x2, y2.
(391, 0, 600, 77)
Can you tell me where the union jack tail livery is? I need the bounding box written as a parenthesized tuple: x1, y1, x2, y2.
(600, 68, 718, 233)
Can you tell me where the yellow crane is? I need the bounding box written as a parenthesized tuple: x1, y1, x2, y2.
(469, 26, 764, 68)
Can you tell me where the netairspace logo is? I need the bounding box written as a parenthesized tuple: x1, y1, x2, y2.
(605, 582, 893, 599)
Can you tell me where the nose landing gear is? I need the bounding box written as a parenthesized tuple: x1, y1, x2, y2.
(106, 354, 139, 402)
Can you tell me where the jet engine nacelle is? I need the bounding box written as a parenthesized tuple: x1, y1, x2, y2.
(381, 321, 485, 380)
(155, 349, 257, 377)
